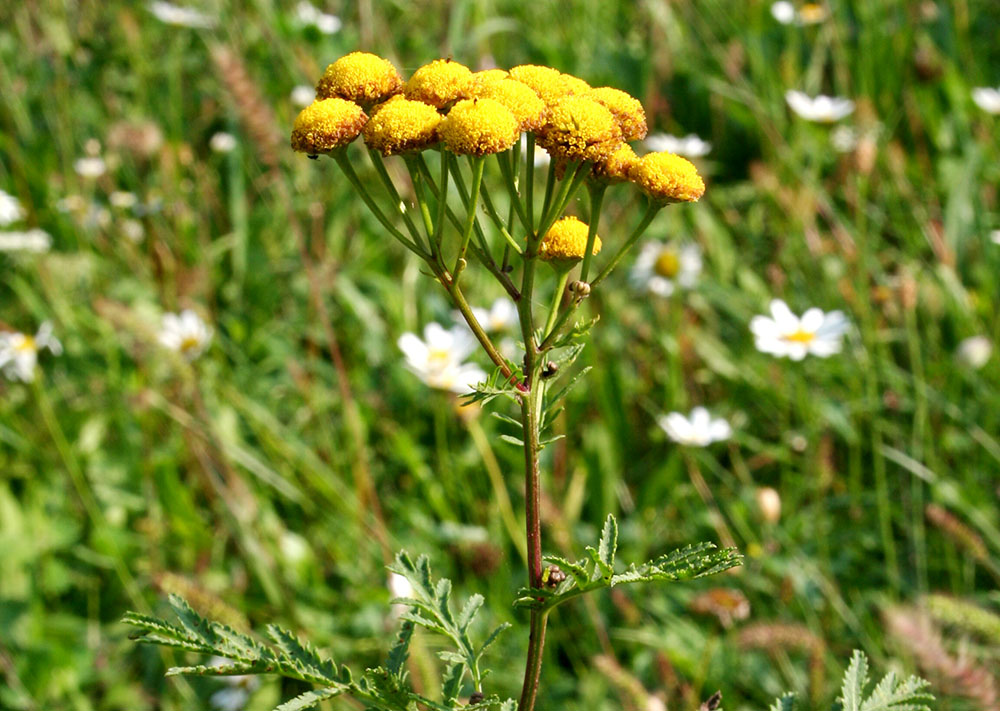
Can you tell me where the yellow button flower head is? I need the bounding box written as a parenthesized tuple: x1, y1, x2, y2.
(587, 87, 648, 141)
(471, 68, 510, 90)
(591, 142, 638, 183)
(404, 59, 473, 108)
(439, 98, 520, 156)
(315, 52, 403, 105)
(472, 79, 547, 132)
(363, 96, 442, 155)
(291, 98, 368, 155)
(509, 65, 590, 105)
(537, 96, 622, 163)
(539, 216, 602, 262)
(628, 152, 706, 203)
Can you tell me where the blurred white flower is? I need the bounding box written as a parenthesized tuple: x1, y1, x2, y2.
(755, 487, 782, 523)
(56, 194, 87, 213)
(295, 1, 342, 34)
(644, 133, 712, 158)
(751, 299, 849, 360)
(74, 157, 107, 178)
(771, 1, 828, 25)
(388, 572, 414, 600)
(956, 335, 992, 370)
(785, 90, 854, 122)
(210, 132, 238, 153)
(521, 134, 550, 167)
(291, 84, 315, 108)
(159, 309, 213, 360)
(109, 191, 138, 209)
(0, 322, 62, 383)
(972, 87, 1000, 114)
(0, 228, 52, 253)
(122, 218, 145, 242)
(468, 298, 519, 333)
(991, 230, 1000, 246)
(0, 190, 24, 226)
(149, 1, 216, 28)
(630, 241, 701, 297)
(830, 125, 858, 152)
(657, 407, 731, 447)
(397, 323, 487, 394)
(207, 657, 259, 711)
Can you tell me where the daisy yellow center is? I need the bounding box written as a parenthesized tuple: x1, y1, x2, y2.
(428, 347, 452, 366)
(783, 329, 816, 344)
(180, 335, 201, 353)
(15, 335, 36, 353)
(654, 250, 680, 278)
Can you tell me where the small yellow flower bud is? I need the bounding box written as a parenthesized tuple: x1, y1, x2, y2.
(537, 96, 621, 163)
(363, 96, 442, 155)
(470, 68, 510, 90)
(438, 98, 520, 156)
(315, 52, 403, 105)
(404, 58, 473, 108)
(591, 142, 638, 183)
(471, 79, 547, 132)
(290, 98, 368, 155)
(628, 152, 706, 203)
(539, 216, 602, 262)
(587, 87, 648, 141)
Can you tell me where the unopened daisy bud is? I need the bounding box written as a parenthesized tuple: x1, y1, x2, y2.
(539, 216, 601, 264)
(472, 79, 547, 132)
(316, 52, 403, 105)
(404, 58, 473, 108)
(509, 65, 591, 106)
(291, 98, 368, 155)
(363, 96, 442, 155)
(755, 487, 782, 524)
(439, 98, 520, 156)
(628, 152, 705, 203)
(537, 96, 621, 163)
(568, 280, 591, 297)
(587, 87, 648, 141)
(591, 142, 638, 183)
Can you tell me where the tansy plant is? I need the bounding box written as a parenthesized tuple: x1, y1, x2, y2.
(125, 53, 932, 711)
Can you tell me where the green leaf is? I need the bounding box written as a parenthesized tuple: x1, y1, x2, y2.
(273, 687, 344, 711)
(840, 650, 869, 711)
(768, 692, 797, 711)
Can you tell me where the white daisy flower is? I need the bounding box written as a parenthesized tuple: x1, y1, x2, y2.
(291, 84, 315, 108)
(0, 322, 62, 383)
(972, 87, 1000, 114)
(771, 1, 828, 25)
(295, 1, 342, 34)
(0, 190, 24, 226)
(149, 1, 216, 28)
(210, 132, 238, 153)
(785, 90, 855, 122)
(158, 309, 213, 360)
(657, 407, 731, 447)
(644, 133, 712, 158)
(397, 322, 487, 394)
(630, 241, 702, 297)
(750, 299, 849, 360)
(0, 228, 52, 253)
(468, 298, 519, 333)
(74, 157, 107, 178)
(956, 335, 992, 370)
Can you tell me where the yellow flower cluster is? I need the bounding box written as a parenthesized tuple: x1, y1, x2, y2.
(292, 53, 705, 202)
(539, 216, 602, 262)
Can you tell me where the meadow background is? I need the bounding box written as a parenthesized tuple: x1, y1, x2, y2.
(2, 1, 1000, 709)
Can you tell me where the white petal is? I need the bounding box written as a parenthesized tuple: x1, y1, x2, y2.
(397, 332, 428, 365)
(769, 299, 798, 331)
(816, 310, 849, 337)
(799, 307, 825, 333)
(709, 418, 732, 442)
(749, 315, 780, 339)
